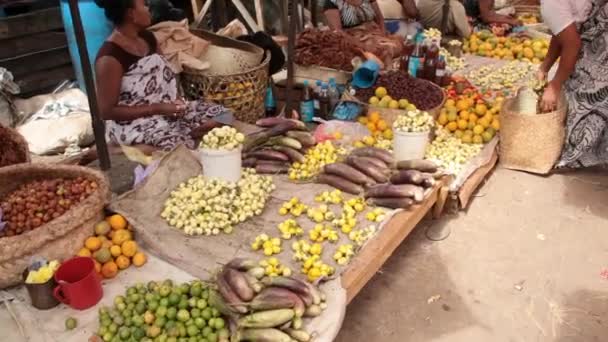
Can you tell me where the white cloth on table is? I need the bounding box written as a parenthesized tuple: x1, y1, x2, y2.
(540, 0, 593, 34)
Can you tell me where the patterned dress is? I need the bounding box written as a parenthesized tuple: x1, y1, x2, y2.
(558, 0, 608, 167)
(105, 54, 233, 151)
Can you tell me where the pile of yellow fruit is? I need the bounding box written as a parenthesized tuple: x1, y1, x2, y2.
(368, 87, 417, 111)
(354, 111, 393, 149)
(518, 13, 539, 25)
(436, 95, 502, 144)
(463, 31, 549, 63)
(77, 214, 147, 279)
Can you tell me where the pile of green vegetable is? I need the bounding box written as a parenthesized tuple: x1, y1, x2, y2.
(242, 118, 315, 175)
(214, 258, 327, 341)
(95, 280, 229, 342)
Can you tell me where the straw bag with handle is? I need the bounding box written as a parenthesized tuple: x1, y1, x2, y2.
(499, 87, 567, 174)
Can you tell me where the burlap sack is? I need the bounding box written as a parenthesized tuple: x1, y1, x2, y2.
(0, 124, 30, 168)
(0, 164, 110, 288)
(499, 91, 567, 174)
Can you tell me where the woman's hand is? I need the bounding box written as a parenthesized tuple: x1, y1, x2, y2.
(540, 81, 561, 112)
(155, 100, 187, 118)
(536, 67, 548, 82)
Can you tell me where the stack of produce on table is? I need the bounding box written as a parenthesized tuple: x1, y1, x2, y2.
(463, 31, 549, 63)
(354, 71, 444, 111)
(288, 141, 347, 181)
(94, 280, 230, 342)
(353, 110, 393, 150)
(161, 169, 275, 236)
(294, 29, 360, 71)
(393, 108, 435, 133)
(243, 118, 315, 175)
(436, 95, 502, 144)
(317, 147, 394, 195)
(77, 214, 147, 279)
(214, 259, 327, 341)
(364, 160, 439, 209)
(467, 61, 535, 92)
(25, 259, 60, 284)
(199, 126, 245, 151)
(422, 27, 441, 42)
(440, 46, 466, 72)
(518, 12, 539, 24)
(0, 177, 98, 238)
(425, 128, 483, 174)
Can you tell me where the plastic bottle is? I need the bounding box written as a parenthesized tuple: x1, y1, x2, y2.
(423, 42, 439, 81)
(318, 83, 330, 120)
(264, 85, 276, 117)
(400, 35, 414, 73)
(313, 80, 322, 116)
(435, 55, 447, 86)
(408, 35, 423, 78)
(328, 78, 340, 112)
(300, 80, 315, 122)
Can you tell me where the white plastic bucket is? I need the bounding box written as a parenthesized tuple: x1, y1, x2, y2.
(198, 147, 242, 182)
(393, 130, 430, 161)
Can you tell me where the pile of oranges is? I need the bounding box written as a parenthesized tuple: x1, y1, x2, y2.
(354, 111, 394, 149)
(77, 214, 147, 279)
(436, 95, 502, 144)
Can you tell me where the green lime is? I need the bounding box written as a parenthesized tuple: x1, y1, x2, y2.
(122, 309, 133, 319)
(217, 328, 229, 339)
(119, 326, 131, 339)
(167, 307, 178, 320)
(201, 308, 212, 320)
(147, 281, 158, 292)
(194, 317, 205, 329)
(188, 337, 197, 342)
(127, 287, 137, 296)
(65, 317, 77, 330)
(196, 299, 207, 310)
(98, 326, 108, 336)
(156, 306, 168, 317)
(145, 293, 155, 302)
(160, 285, 172, 297)
(135, 302, 147, 314)
(177, 309, 190, 322)
(101, 316, 112, 327)
(128, 293, 140, 303)
(200, 290, 209, 300)
(166, 325, 180, 337)
(201, 326, 212, 337)
(162, 279, 174, 288)
(132, 314, 144, 326)
(186, 324, 199, 337)
(207, 332, 217, 342)
(178, 299, 189, 310)
(213, 318, 225, 330)
(190, 284, 202, 298)
(169, 292, 181, 306)
(102, 332, 114, 342)
(190, 308, 200, 318)
(114, 296, 126, 305)
(167, 337, 178, 342)
(154, 316, 167, 328)
(188, 297, 197, 308)
(211, 308, 220, 318)
(179, 283, 190, 295)
(160, 298, 170, 307)
(148, 300, 159, 311)
(112, 315, 124, 326)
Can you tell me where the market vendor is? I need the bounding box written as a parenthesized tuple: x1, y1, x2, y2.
(537, 0, 605, 168)
(463, 0, 521, 27)
(323, 0, 404, 64)
(416, 0, 471, 37)
(94, 0, 233, 151)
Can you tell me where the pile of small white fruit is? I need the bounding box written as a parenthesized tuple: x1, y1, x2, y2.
(199, 126, 245, 150)
(161, 169, 275, 235)
(393, 109, 435, 133)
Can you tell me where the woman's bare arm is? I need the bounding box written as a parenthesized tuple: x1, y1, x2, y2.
(401, 0, 419, 19)
(95, 56, 181, 121)
(539, 35, 561, 74)
(551, 24, 581, 86)
(324, 9, 344, 31)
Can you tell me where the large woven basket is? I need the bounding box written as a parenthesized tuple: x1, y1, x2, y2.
(0, 124, 30, 168)
(0, 164, 110, 288)
(499, 90, 567, 174)
(181, 52, 270, 124)
(191, 29, 265, 75)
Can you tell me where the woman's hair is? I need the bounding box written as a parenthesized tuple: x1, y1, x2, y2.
(94, 0, 135, 25)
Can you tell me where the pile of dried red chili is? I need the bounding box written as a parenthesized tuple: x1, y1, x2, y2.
(295, 29, 360, 71)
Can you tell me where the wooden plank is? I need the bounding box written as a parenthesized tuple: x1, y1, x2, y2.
(15, 64, 74, 96)
(194, 0, 214, 27)
(254, 0, 264, 30)
(230, 0, 260, 32)
(342, 181, 443, 303)
(0, 7, 63, 40)
(0, 31, 67, 60)
(457, 148, 498, 209)
(0, 46, 71, 77)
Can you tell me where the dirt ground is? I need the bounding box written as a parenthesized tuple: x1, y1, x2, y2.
(336, 167, 608, 342)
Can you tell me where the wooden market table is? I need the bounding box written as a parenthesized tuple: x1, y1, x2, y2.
(341, 179, 447, 303)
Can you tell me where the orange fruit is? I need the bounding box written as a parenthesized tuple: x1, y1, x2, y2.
(447, 122, 458, 132)
(376, 119, 388, 131)
(456, 99, 469, 111)
(84, 237, 102, 251)
(457, 119, 468, 130)
(473, 135, 484, 144)
(475, 104, 487, 116)
(102, 240, 113, 249)
(382, 129, 393, 140)
(94, 261, 102, 275)
(132, 252, 147, 267)
(121, 240, 138, 257)
(107, 214, 127, 230)
(459, 110, 470, 121)
(110, 245, 122, 257)
(491, 118, 500, 130)
(366, 122, 377, 132)
(368, 111, 381, 123)
(461, 135, 473, 144)
(469, 113, 479, 123)
(116, 255, 130, 270)
(112, 229, 132, 246)
(77, 247, 92, 257)
(101, 261, 118, 279)
(473, 125, 485, 135)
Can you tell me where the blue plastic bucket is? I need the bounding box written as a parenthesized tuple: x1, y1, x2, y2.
(59, 0, 112, 93)
(352, 60, 380, 89)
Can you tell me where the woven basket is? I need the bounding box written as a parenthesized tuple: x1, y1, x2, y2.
(343, 85, 446, 126)
(181, 52, 270, 124)
(0, 164, 110, 288)
(191, 29, 265, 76)
(0, 124, 30, 168)
(499, 90, 567, 174)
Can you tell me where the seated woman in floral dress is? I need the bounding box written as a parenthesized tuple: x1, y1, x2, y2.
(94, 0, 233, 151)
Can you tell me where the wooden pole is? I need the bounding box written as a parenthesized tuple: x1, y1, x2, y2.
(284, 0, 298, 116)
(67, 0, 111, 170)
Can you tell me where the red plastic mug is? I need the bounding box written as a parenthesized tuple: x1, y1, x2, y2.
(53, 257, 103, 310)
